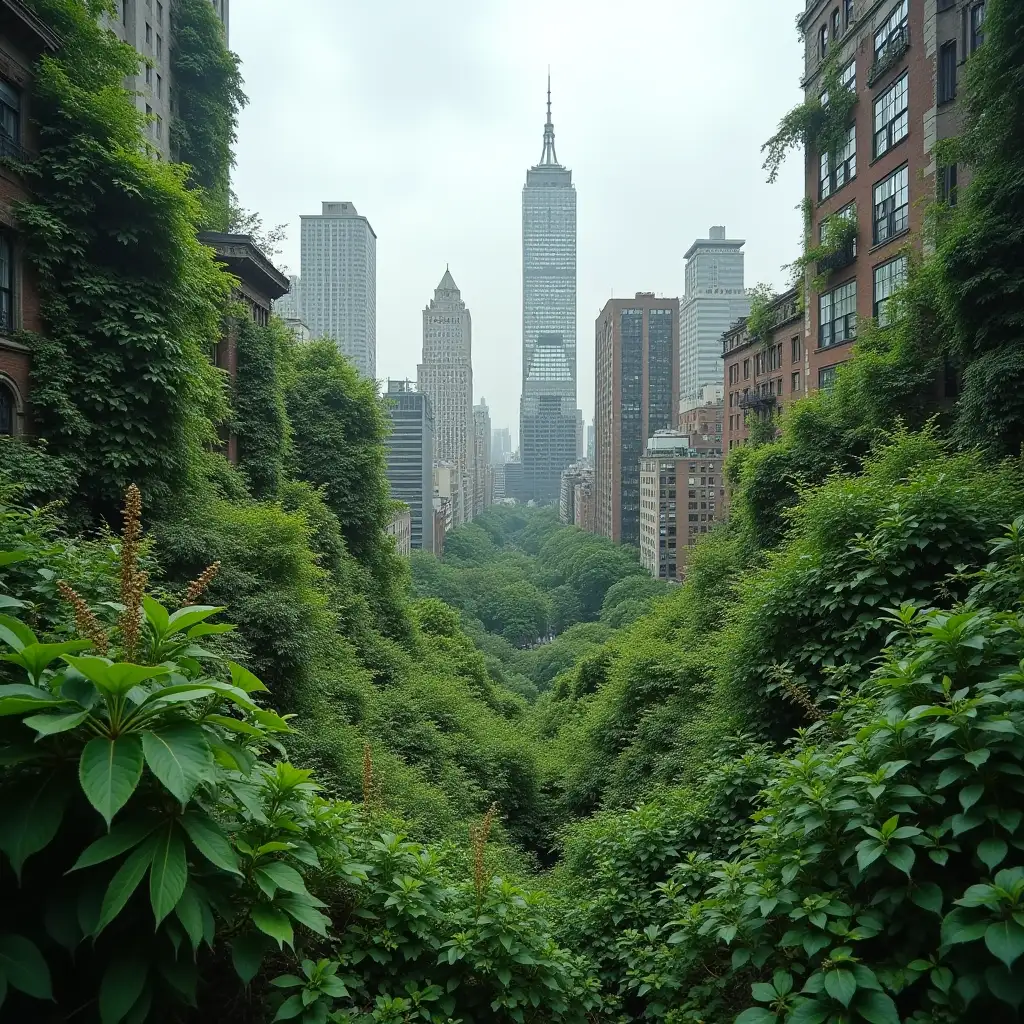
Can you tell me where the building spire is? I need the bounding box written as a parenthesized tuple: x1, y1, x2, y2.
(540, 68, 559, 166)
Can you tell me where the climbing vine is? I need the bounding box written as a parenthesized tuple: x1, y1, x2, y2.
(170, 0, 246, 230)
(17, 0, 231, 523)
(745, 283, 778, 346)
(762, 50, 858, 184)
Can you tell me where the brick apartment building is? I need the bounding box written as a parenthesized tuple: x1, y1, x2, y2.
(594, 293, 679, 545)
(0, 0, 58, 439)
(723, 288, 803, 452)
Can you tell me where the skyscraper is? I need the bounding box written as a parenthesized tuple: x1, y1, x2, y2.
(679, 227, 749, 414)
(473, 400, 492, 514)
(299, 202, 377, 378)
(418, 269, 475, 524)
(383, 380, 434, 553)
(594, 294, 680, 545)
(491, 427, 511, 465)
(520, 76, 578, 502)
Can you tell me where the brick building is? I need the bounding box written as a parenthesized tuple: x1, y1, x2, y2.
(678, 386, 725, 452)
(798, 0, 978, 388)
(594, 293, 679, 545)
(723, 288, 803, 453)
(0, 0, 59, 439)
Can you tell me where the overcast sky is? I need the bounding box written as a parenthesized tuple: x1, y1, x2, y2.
(231, 0, 805, 445)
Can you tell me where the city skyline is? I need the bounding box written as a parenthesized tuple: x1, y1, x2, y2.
(230, 0, 805, 442)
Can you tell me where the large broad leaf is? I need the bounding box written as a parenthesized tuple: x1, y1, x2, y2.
(174, 885, 205, 952)
(231, 932, 270, 985)
(254, 861, 309, 898)
(0, 550, 31, 566)
(735, 1011, 777, 1024)
(179, 810, 240, 875)
(856, 990, 901, 1024)
(142, 725, 213, 804)
(166, 606, 225, 636)
(986, 919, 1024, 970)
(23, 708, 91, 739)
(142, 596, 169, 639)
(149, 825, 188, 926)
(272, 995, 305, 1021)
(63, 657, 170, 696)
(79, 735, 144, 826)
(0, 614, 36, 652)
(0, 594, 26, 609)
(0, 773, 68, 879)
(95, 839, 157, 935)
(251, 904, 294, 948)
(228, 661, 268, 694)
(0, 933, 52, 1000)
(277, 896, 330, 938)
(823, 967, 856, 1007)
(71, 816, 161, 872)
(8, 641, 92, 684)
(99, 953, 147, 1024)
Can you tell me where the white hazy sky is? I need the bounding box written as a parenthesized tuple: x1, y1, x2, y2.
(231, 0, 806, 446)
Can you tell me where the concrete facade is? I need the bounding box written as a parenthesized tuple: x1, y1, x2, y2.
(383, 379, 434, 553)
(473, 400, 492, 514)
(594, 294, 680, 546)
(299, 202, 376, 378)
(385, 507, 412, 557)
(679, 227, 749, 414)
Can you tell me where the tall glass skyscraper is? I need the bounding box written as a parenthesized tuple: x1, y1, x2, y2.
(520, 78, 577, 502)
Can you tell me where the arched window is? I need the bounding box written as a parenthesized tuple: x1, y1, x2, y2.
(832, 8, 841, 37)
(0, 379, 15, 436)
(820, 24, 829, 59)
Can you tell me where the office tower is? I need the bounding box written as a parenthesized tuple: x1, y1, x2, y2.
(595, 294, 680, 545)
(679, 227, 749, 414)
(491, 427, 512, 464)
(299, 202, 376, 378)
(274, 274, 301, 320)
(587, 422, 595, 462)
(520, 76, 577, 502)
(107, 0, 229, 158)
(575, 408, 585, 459)
(383, 381, 434, 552)
(473, 400, 492, 514)
(417, 269, 475, 524)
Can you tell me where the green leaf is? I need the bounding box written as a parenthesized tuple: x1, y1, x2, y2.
(735, 1011, 776, 1024)
(99, 953, 147, 1024)
(149, 825, 188, 926)
(960, 784, 984, 812)
(174, 885, 205, 952)
(179, 810, 240, 874)
(254, 860, 308, 897)
(978, 837, 1009, 871)
(986, 920, 1024, 970)
(95, 839, 157, 935)
(142, 596, 169, 639)
(0, 613, 36, 651)
(63, 657, 170, 696)
(788, 1000, 829, 1024)
(273, 994, 305, 1021)
(773, 971, 793, 996)
(941, 908, 988, 946)
(0, 550, 30, 566)
(141, 724, 212, 804)
(23, 708, 90, 739)
(71, 816, 160, 871)
(231, 932, 269, 985)
(277, 896, 330, 937)
(986, 964, 1024, 1009)
(856, 990, 900, 1024)
(166, 606, 225, 636)
(0, 773, 67, 879)
(751, 983, 777, 1003)
(79, 735, 144, 826)
(823, 968, 856, 1007)
(9, 640, 92, 683)
(885, 844, 915, 876)
(0, 593, 24, 609)
(857, 843, 884, 871)
(0, 693, 66, 717)
(251, 904, 294, 948)
(228, 660, 268, 693)
(910, 882, 943, 915)
(0, 933, 52, 1000)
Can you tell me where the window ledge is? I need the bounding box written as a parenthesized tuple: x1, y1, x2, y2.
(870, 135, 908, 167)
(868, 228, 911, 254)
(816, 337, 856, 353)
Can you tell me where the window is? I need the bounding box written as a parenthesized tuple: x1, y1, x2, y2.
(819, 24, 829, 59)
(145, 64, 152, 85)
(742, 358, 750, 380)
(156, 73, 162, 98)
(0, 379, 13, 435)
(156, 34, 162, 58)
(874, 0, 908, 62)
(873, 256, 908, 326)
(820, 59, 855, 107)
(792, 371, 802, 392)
(0, 81, 20, 146)
(832, 8, 840, 38)
(122, 0, 128, 25)
(873, 73, 908, 157)
(819, 202, 858, 256)
(145, 22, 151, 44)
(844, 0, 854, 26)
(819, 125, 856, 199)
(938, 40, 957, 103)
(819, 280, 857, 349)
(873, 164, 909, 243)
(940, 163, 958, 207)
(819, 365, 840, 391)
(791, 336, 802, 363)
(970, 3, 985, 52)
(157, 0, 162, 22)
(0, 233, 12, 334)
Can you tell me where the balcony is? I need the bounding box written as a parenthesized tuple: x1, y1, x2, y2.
(868, 25, 910, 86)
(816, 235, 858, 277)
(738, 392, 777, 412)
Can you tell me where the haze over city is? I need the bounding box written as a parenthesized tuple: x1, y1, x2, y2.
(230, 0, 806, 442)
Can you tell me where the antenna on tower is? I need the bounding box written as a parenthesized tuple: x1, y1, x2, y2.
(539, 68, 559, 166)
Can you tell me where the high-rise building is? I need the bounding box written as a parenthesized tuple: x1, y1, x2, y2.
(106, 0, 230, 159)
(383, 380, 434, 553)
(797, 0, 967, 394)
(299, 202, 376, 378)
(417, 269, 474, 524)
(520, 76, 577, 503)
(587, 422, 595, 462)
(491, 427, 512, 465)
(594, 294, 680, 546)
(473, 401, 492, 514)
(274, 274, 302, 320)
(639, 431, 724, 581)
(679, 227, 749, 415)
